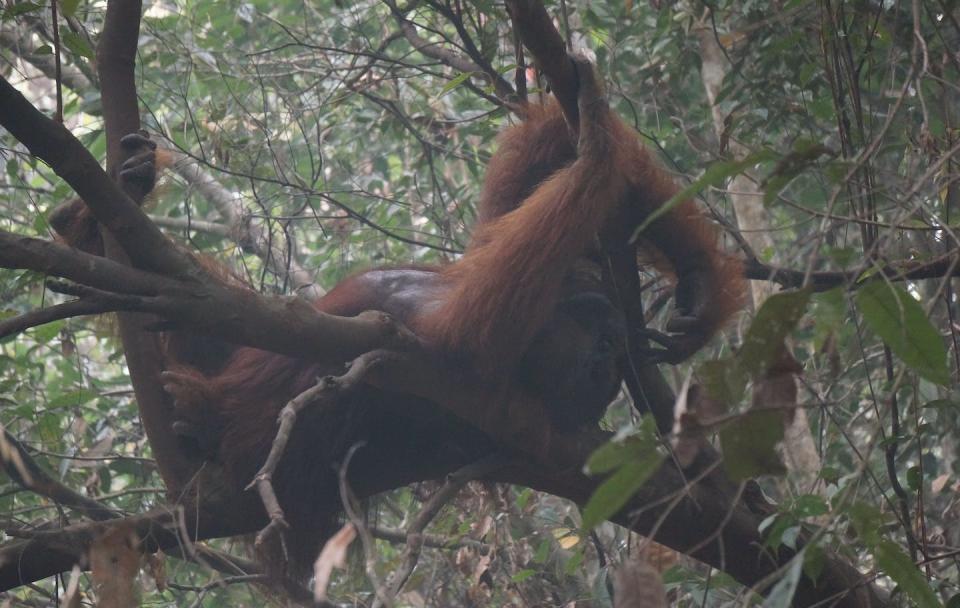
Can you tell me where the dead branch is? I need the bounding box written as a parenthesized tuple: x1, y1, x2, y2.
(248, 350, 387, 550)
(370, 526, 489, 551)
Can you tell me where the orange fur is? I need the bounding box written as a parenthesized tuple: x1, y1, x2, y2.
(421, 97, 744, 370)
(52, 69, 746, 575)
(422, 96, 631, 371)
(182, 69, 744, 577)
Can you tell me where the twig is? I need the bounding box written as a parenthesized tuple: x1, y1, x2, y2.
(382, 0, 515, 103)
(338, 442, 393, 608)
(743, 250, 960, 290)
(166, 150, 325, 299)
(370, 526, 489, 551)
(0, 426, 120, 521)
(49, 0, 63, 123)
(247, 350, 389, 551)
(0, 299, 111, 340)
(374, 454, 509, 607)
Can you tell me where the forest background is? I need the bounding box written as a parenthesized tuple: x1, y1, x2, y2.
(1, 0, 959, 606)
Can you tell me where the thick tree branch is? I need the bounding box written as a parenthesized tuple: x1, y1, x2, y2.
(0, 233, 170, 295)
(505, 0, 580, 123)
(0, 426, 881, 607)
(93, 0, 209, 493)
(0, 231, 417, 362)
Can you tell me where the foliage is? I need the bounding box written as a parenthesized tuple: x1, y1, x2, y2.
(1, 0, 959, 605)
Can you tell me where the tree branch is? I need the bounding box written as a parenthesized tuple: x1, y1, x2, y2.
(0, 24, 93, 92)
(744, 251, 960, 290)
(0, 428, 120, 521)
(505, 0, 580, 123)
(374, 455, 508, 607)
(0, 230, 417, 362)
(166, 150, 325, 299)
(0, 297, 111, 340)
(382, 0, 516, 104)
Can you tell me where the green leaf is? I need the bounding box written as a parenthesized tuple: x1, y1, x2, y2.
(631, 150, 777, 238)
(812, 287, 846, 351)
(109, 458, 141, 477)
(793, 495, 828, 518)
(762, 141, 833, 205)
(511, 568, 536, 583)
(739, 289, 811, 374)
(809, 96, 835, 121)
(906, 466, 922, 491)
(760, 513, 796, 550)
(99, 466, 112, 494)
(563, 549, 584, 574)
(581, 449, 664, 529)
(825, 246, 857, 267)
(38, 412, 62, 444)
(720, 408, 786, 480)
(585, 436, 650, 474)
(847, 503, 887, 547)
(60, 0, 81, 18)
(874, 539, 942, 608)
(61, 31, 94, 59)
(29, 319, 64, 344)
(697, 358, 746, 405)
(438, 71, 474, 97)
(515, 487, 532, 510)
(533, 539, 550, 564)
(2, 1, 42, 19)
(855, 282, 949, 385)
(33, 209, 50, 234)
(803, 543, 825, 585)
(820, 465, 841, 485)
(585, 415, 659, 474)
(48, 388, 96, 409)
